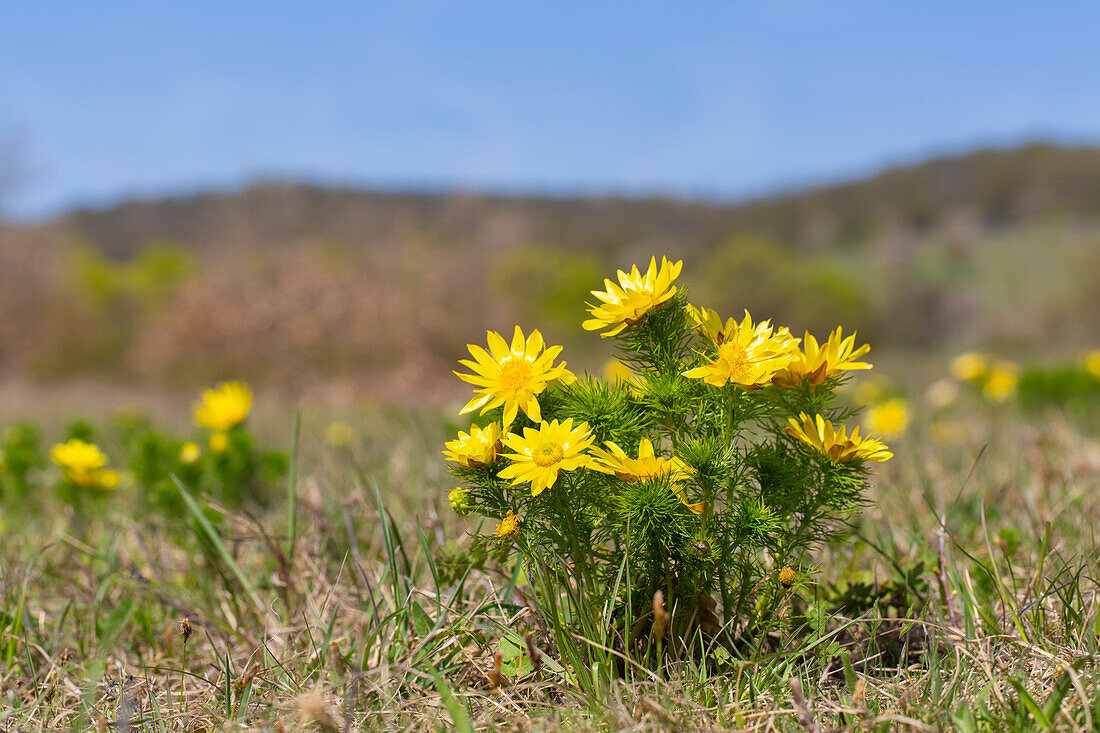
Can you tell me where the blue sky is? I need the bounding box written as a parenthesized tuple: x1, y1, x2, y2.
(2, 2, 1099, 219)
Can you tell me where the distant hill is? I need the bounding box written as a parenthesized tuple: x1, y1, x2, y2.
(3, 142, 1100, 395)
(60, 142, 1100, 260)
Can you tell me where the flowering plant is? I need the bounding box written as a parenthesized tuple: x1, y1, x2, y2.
(445, 257, 891, 662)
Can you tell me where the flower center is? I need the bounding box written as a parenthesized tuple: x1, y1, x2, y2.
(719, 343, 751, 382)
(532, 441, 565, 467)
(498, 357, 532, 392)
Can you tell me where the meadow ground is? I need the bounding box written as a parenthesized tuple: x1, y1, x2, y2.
(1, 395, 1099, 731)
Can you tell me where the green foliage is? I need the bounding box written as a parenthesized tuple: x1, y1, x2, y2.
(1016, 364, 1100, 420)
(695, 235, 871, 338)
(72, 239, 195, 310)
(0, 423, 42, 502)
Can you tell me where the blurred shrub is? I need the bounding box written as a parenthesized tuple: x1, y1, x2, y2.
(1016, 365, 1100, 420)
(692, 236, 871, 338)
(73, 239, 195, 310)
(33, 241, 196, 377)
(1, 423, 42, 502)
(490, 244, 605, 333)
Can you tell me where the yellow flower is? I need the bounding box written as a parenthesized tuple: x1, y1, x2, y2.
(498, 418, 597, 497)
(178, 441, 201, 464)
(778, 567, 798, 587)
(865, 398, 911, 439)
(51, 439, 119, 490)
(683, 311, 800, 388)
(774, 327, 871, 387)
(983, 361, 1018, 402)
(1083, 350, 1100, 380)
(785, 413, 892, 463)
(51, 438, 107, 477)
(455, 326, 575, 429)
(325, 421, 354, 447)
(194, 381, 252, 432)
(442, 422, 502, 467)
(494, 510, 521, 540)
(590, 437, 704, 514)
(583, 256, 683, 337)
(950, 352, 988, 383)
(209, 432, 229, 452)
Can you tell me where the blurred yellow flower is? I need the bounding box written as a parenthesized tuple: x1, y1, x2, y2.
(785, 413, 892, 463)
(775, 327, 871, 387)
(1084, 349, 1100, 380)
(209, 432, 229, 452)
(778, 567, 798, 587)
(178, 441, 201, 464)
(583, 256, 682, 337)
(865, 398, 911, 439)
(498, 418, 596, 496)
(455, 326, 575, 429)
(51, 439, 119, 490)
(442, 422, 502, 467)
(924, 378, 959, 410)
(590, 437, 704, 514)
(683, 311, 800, 388)
(494, 510, 521, 539)
(194, 381, 252, 432)
(93, 470, 121, 490)
(324, 421, 354, 447)
(983, 361, 1018, 402)
(950, 352, 988, 383)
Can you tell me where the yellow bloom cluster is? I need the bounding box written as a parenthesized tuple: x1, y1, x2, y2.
(447, 255, 893, 534)
(51, 439, 120, 490)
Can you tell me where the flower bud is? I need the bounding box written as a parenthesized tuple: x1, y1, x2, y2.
(448, 487, 473, 516)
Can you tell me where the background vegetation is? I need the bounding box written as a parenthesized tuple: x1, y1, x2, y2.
(2, 143, 1100, 400)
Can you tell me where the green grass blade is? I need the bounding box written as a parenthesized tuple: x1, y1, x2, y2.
(429, 665, 475, 733)
(287, 408, 301, 562)
(172, 474, 264, 612)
